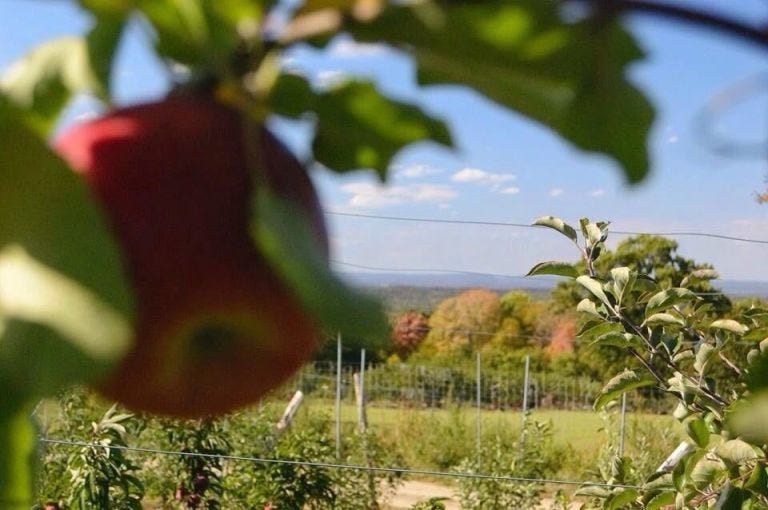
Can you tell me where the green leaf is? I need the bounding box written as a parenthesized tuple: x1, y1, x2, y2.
(0, 98, 134, 397)
(693, 343, 716, 376)
(744, 463, 768, 497)
(715, 439, 759, 467)
(645, 288, 697, 316)
(576, 299, 602, 319)
(525, 261, 579, 278)
(135, 0, 265, 68)
(0, 403, 37, 510)
(532, 215, 577, 243)
(348, 0, 654, 183)
(574, 485, 612, 498)
(715, 483, 748, 510)
(643, 313, 685, 327)
(592, 332, 643, 349)
(680, 268, 719, 287)
(84, 7, 129, 99)
(594, 369, 655, 411)
(0, 247, 131, 396)
(1, 37, 97, 134)
(271, 74, 452, 179)
(311, 80, 452, 179)
(689, 458, 725, 491)
(606, 488, 639, 510)
(645, 491, 674, 510)
(686, 418, 710, 448)
(576, 275, 613, 308)
(610, 267, 635, 306)
(252, 188, 388, 346)
(709, 319, 748, 336)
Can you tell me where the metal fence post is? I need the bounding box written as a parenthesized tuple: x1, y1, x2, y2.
(335, 333, 342, 459)
(619, 392, 627, 457)
(476, 351, 482, 456)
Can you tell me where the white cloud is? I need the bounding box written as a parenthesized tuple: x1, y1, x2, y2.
(500, 186, 521, 195)
(341, 182, 457, 208)
(394, 164, 440, 178)
(451, 167, 516, 192)
(549, 188, 564, 197)
(589, 188, 606, 197)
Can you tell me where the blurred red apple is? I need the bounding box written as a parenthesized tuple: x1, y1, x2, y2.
(55, 97, 327, 417)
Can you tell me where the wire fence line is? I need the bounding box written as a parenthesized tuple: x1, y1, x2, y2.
(325, 211, 768, 245)
(282, 360, 671, 413)
(37, 437, 643, 490)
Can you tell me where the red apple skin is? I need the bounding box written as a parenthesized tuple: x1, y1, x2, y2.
(55, 97, 326, 417)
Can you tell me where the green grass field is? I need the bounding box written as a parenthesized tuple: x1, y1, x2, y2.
(260, 399, 683, 479)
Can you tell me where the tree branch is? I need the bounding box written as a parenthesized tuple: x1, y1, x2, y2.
(572, 0, 768, 50)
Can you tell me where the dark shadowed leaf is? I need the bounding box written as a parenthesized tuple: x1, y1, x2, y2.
(526, 261, 579, 278)
(686, 418, 710, 448)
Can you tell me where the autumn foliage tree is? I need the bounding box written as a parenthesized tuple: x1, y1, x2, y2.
(390, 311, 429, 359)
(418, 289, 501, 358)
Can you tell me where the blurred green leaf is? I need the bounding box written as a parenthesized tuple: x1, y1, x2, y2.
(716, 439, 759, 467)
(271, 74, 452, 179)
(83, 6, 129, 98)
(686, 418, 710, 448)
(525, 261, 578, 278)
(253, 188, 388, 347)
(689, 458, 725, 491)
(533, 215, 577, 243)
(0, 403, 37, 510)
(0, 98, 133, 396)
(348, 0, 654, 183)
(693, 344, 716, 376)
(312, 81, 452, 179)
(0, 37, 97, 135)
(727, 392, 768, 445)
(594, 369, 655, 411)
(135, 0, 265, 68)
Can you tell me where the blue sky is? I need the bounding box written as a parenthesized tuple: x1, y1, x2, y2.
(2, 0, 767, 281)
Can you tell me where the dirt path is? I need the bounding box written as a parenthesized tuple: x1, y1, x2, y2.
(384, 480, 583, 509)
(384, 480, 459, 509)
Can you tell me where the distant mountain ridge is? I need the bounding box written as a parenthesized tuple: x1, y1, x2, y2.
(340, 271, 768, 298)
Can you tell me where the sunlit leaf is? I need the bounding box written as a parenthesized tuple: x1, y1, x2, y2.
(645, 491, 674, 510)
(594, 369, 655, 411)
(693, 344, 717, 376)
(533, 215, 577, 243)
(526, 261, 578, 278)
(348, 0, 654, 183)
(0, 98, 134, 397)
(0, 38, 97, 134)
(689, 458, 725, 490)
(709, 319, 748, 336)
(645, 288, 697, 316)
(576, 275, 612, 308)
(644, 313, 685, 327)
(607, 488, 639, 510)
(716, 439, 760, 467)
